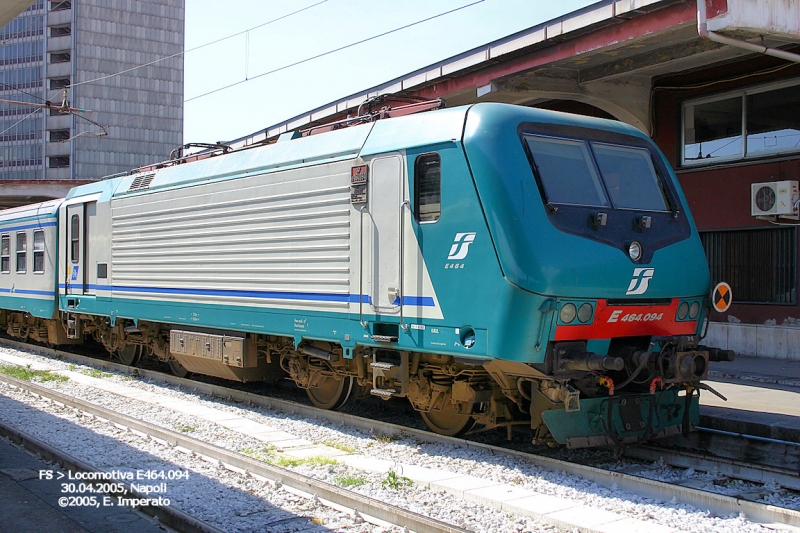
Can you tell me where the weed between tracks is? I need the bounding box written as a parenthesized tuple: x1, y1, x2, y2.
(382, 470, 413, 490)
(0, 363, 68, 383)
(242, 446, 339, 468)
(81, 369, 113, 379)
(321, 440, 356, 453)
(334, 473, 367, 487)
(242, 446, 377, 488)
(370, 434, 401, 444)
(273, 455, 339, 468)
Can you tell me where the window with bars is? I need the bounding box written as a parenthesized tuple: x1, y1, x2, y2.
(49, 129, 69, 142)
(50, 51, 71, 63)
(49, 77, 70, 90)
(50, 25, 71, 37)
(700, 228, 797, 305)
(49, 156, 69, 168)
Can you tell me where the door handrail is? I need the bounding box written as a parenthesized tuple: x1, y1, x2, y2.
(358, 205, 368, 327)
(399, 199, 410, 332)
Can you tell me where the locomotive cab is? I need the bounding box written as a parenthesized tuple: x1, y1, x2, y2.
(453, 104, 735, 446)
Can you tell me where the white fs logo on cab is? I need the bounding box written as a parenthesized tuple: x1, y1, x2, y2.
(448, 232, 476, 260)
(446, 232, 476, 270)
(626, 267, 655, 295)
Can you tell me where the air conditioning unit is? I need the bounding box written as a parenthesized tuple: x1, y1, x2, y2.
(751, 180, 799, 218)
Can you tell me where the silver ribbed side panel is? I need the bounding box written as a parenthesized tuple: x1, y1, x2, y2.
(110, 161, 352, 310)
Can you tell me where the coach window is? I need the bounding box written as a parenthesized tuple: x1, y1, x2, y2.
(1, 235, 9, 273)
(414, 153, 441, 222)
(70, 214, 79, 263)
(33, 230, 45, 273)
(16, 232, 26, 273)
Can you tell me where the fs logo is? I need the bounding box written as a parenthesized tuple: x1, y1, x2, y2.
(626, 267, 655, 295)
(447, 232, 476, 260)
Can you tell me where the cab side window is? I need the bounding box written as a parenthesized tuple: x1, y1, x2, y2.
(1, 235, 9, 273)
(414, 153, 441, 223)
(70, 215, 80, 263)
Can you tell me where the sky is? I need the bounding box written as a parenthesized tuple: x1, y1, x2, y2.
(183, 0, 598, 145)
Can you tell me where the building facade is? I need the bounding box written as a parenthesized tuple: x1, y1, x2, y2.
(0, 0, 183, 207)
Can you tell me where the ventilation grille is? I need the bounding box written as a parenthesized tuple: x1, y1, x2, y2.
(128, 173, 155, 192)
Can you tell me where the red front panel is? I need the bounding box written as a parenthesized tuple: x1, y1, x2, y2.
(554, 299, 697, 341)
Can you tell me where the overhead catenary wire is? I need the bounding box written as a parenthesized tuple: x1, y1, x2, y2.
(65, 0, 329, 90)
(0, 82, 46, 105)
(99, 0, 486, 137)
(183, 0, 485, 104)
(0, 0, 73, 108)
(0, 107, 40, 136)
(0, 0, 71, 46)
(1, 1, 329, 135)
(3, 0, 486, 140)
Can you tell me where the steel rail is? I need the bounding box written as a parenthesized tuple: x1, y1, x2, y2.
(2, 338, 800, 529)
(624, 442, 800, 492)
(0, 372, 472, 533)
(0, 416, 224, 533)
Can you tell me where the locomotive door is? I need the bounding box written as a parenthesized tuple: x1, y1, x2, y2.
(65, 201, 96, 295)
(369, 155, 404, 314)
(66, 204, 84, 294)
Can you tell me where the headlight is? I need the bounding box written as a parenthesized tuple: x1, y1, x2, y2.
(628, 241, 642, 261)
(678, 301, 689, 320)
(560, 303, 577, 324)
(577, 303, 593, 323)
(689, 301, 700, 319)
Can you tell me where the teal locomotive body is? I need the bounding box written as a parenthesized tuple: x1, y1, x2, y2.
(0, 103, 733, 446)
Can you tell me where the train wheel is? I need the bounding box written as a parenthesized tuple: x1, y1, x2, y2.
(420, 402, 475, 436)
(117, 345, 142, 366)
(168, 358, 190, 378)
(306, 375, 353, 410)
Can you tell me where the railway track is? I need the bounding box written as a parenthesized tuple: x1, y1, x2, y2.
(622, 432, 800, 493)
(0, 373, 472, 533)
(0, 417, 225, 533)
(1, 337, 799, 532)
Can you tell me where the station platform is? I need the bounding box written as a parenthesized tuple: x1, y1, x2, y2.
(0, 437, 164, 533)
(702, 356, 800, 443)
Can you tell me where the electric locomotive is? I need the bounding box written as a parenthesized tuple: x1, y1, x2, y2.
(0, 102, 734, 447)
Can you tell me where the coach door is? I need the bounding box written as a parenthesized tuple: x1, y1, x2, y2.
(369, 155, 404, 315)
(66, 202, 96, 295)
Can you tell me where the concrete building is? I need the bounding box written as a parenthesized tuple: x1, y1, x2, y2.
(235, 0, 800, 359)
(0, 0, 184, 208)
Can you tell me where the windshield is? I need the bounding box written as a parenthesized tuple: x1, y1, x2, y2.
(525, 135, 669, 211)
